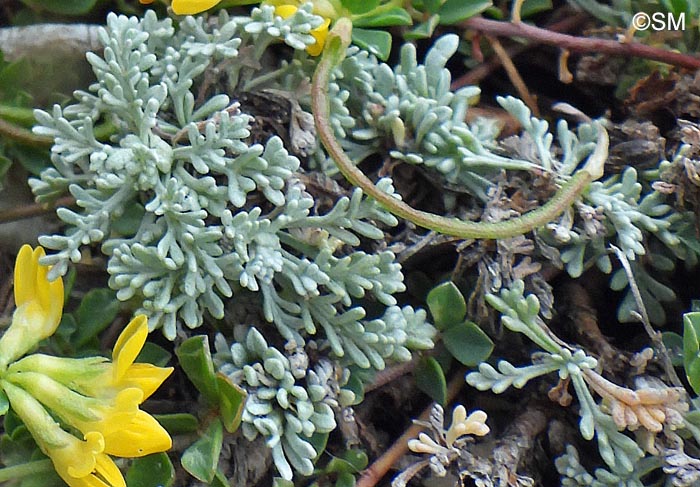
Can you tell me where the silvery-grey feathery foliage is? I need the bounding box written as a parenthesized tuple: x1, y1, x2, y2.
(28, 6, 420, 343)
(315, 34, 558, 203)
(29, 6, 438, 479)
(494, 97, 699, 325)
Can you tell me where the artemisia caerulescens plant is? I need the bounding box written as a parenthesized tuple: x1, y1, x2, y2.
(0, 245, 172, 487)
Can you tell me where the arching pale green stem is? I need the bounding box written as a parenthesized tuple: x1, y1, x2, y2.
(311, 18, 609, 239)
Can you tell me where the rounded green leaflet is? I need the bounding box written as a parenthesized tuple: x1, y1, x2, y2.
(442, 320, 494, 366)
(126, 453, 175, 487)
(415, 356, 447, 405)
(427, 281, 467, 330)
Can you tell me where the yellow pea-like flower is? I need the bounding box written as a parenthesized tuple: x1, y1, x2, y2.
(0, 245, 63, 369)
(2, 381, 125, 487)
(0, 247, 174, 484)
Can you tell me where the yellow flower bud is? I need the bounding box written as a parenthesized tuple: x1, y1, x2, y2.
(0, 245, 63, 370)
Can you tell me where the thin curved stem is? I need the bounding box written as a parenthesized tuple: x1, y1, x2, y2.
(311, 19, 609, 240)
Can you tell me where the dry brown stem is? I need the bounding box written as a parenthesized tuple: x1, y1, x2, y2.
(355, 373, 464, 487)
(0, 196, 75, 224)
(462, 17, 700, 70)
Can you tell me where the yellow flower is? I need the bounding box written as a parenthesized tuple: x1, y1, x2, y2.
(111, 315, 174, 400)
(273, 4, 331, 56)
(138, 0, 222, 15)
(6, 315, 173, 458)
(0, 245, 63, 370)
(8, 372, 171, 458)
(8, 317, 172, 401)
(2, 381, 126, 487)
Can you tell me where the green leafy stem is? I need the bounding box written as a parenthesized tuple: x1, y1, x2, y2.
(311, 18, 610, 239)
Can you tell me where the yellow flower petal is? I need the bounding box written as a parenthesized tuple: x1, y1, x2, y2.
(171, 0, 221, 15)
(13, 245, 38, 307)
(306, 17, 330, 56)
(103, 410, 172, 457)
(0, 246, 64, 368)
(118, 363, 174, 401)
(274, 4, 298, 18)
(113, 315, 148, 383)
(2, 381, 125, 487)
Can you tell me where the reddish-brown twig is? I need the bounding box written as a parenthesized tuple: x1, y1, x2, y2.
(355, 373, 465, 487)
(452, 13, 588, 90)
(461, 17, 700, 70)
(0, 196, 75, 224)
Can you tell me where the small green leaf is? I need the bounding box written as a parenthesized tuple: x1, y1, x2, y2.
(74, 288, 119, 347)
(19, 0, 99, 15)
(352, 8, 413, 27)
(0, 389, 8, 416)
(423, 0, 444, 14)
(685, 312, 700, 394)
(341, 0, 380, 14)
(414, 356, 447, 405)
(684, 312, 700, 364)
(176, 336, 219, 405)
(520, 0, 553, 17)
(126, 453, 175, 487)
(687, 358, 700, 397)
(153, 413, 200, 435)
(136, 342, 172, 367)
(438, 0, 492, 24)
(181, 419, 224, 483)
(442, 320, 493, 366)
(351, 28, 392, 60)
(216, 373, 247, 433)
(341, 449, 368, 470)
(427, 281, 466, 329)
(336, 472, 356, 487)
(307, 432, 329, 461)
(404, 15, 440, 40)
